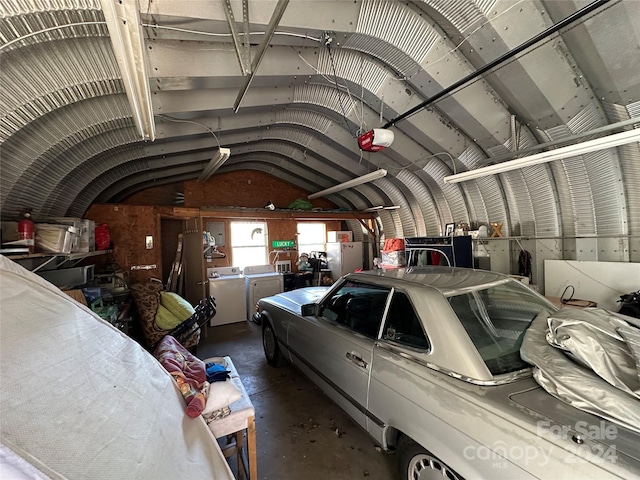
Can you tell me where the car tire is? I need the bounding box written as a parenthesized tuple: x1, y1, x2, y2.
(262, 321, 285, 367)
(398, 436, 463, 480)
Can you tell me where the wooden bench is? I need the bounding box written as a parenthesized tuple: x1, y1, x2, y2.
(203, 356, 256, 480)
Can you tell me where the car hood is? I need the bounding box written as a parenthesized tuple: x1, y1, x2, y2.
(262, 287, 329, 315)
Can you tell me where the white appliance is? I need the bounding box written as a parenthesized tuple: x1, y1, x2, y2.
(326, 241, 363, 281)
(243, 264, 284, 320)
(207, 266, 247, 326)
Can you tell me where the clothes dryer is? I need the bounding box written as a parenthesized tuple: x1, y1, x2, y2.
(243, 265, 284, 324)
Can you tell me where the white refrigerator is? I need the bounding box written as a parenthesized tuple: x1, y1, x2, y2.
(326, 242, 363, 281)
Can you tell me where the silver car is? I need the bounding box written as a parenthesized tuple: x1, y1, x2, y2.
(256, 267, 640, 480)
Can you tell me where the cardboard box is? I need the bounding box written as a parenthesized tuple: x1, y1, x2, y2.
(381, 250, 406, 268)
(79, 219, 95, 252)
(1, 222, 19, 242)
(328, 231, 352, 242)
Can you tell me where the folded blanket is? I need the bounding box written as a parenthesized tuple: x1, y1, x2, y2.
(205, 362, 231, 383)
(154, 336, 206, 418)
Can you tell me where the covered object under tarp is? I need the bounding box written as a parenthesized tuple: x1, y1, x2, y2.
(521, 307, 640, 434)
(0, 256, 234, 480)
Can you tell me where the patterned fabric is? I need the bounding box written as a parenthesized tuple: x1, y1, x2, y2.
(202, 406, 231, 424)
(154, 336, 206, 418)
(130, 282, 200, 350)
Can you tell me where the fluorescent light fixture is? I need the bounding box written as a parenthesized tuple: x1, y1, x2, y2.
(199, 148, 231, 182)
(308, 169, 387, 199)
(443, 129, 640, 184)
(101, 0, 155, 141)
(363, 205, 400, 212)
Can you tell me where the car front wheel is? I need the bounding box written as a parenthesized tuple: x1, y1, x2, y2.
(262, 321, 285, 367)
(398, 436, 462, 480)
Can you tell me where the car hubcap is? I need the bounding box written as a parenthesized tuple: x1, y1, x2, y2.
(407, 453, 459, 480)
(263, 326, 276, 359)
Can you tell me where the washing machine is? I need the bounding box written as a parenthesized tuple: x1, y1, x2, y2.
(243, 264, 284, 323)
(207, 266, 247, 326)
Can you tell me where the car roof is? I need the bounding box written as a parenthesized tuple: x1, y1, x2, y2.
(346, 267, 511, 295)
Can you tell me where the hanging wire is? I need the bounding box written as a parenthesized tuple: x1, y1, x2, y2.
(383, 0, 615, 128)
(380, 151, 458, 175)
(359, 55, 366, 137)
(0, 22, 106, 52)
(157, 114, 221, 149)
(420, 0, 527, 73)
(291, 46, 366, 128)
(326, 43, 357, 138)
(141, 23, 321, 42)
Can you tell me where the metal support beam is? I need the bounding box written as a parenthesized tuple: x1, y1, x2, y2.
(233, 0, 289, 113)
(382, 0, 611, 129)
(221, 0, 251, 75)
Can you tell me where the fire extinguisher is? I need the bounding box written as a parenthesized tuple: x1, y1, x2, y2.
(18, 212, 35, 254)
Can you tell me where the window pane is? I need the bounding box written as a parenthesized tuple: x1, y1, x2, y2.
(231, 222, 266, 247)
(320, 280, 389, 338)
(231, 222, 267, 269)
(383, 292, 429, 350)
(233, 246, 268, 270)
(297, 222, 326, 252)
(448, 282, 554, 375)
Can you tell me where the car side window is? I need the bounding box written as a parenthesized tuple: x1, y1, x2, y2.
(383, 292, 430, 350)
(320, 280, 390, 338)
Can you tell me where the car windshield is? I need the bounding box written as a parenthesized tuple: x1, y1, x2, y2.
(447, 281, 555, 376)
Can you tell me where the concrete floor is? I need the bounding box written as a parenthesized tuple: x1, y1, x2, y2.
(197, 321, 398, 480)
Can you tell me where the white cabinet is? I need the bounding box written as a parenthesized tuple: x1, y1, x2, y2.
(326, 242, 363, 281)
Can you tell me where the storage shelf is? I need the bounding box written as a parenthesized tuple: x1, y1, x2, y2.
(5, 250, 110, 272)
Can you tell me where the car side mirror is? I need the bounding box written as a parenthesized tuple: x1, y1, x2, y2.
(301, 303, 317, 316)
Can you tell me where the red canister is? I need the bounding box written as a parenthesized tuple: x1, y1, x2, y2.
(18, 212, 35, 253)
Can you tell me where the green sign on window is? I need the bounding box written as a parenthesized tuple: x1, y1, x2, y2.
(272, 240, 296, 248)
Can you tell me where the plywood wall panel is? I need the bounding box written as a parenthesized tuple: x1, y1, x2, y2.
(199, 217, 342, 269)
(86, 201, 357, 285)
(85, 204, 162, 284)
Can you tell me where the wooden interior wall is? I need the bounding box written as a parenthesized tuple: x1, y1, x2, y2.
(183, 171, 337, 210)
(201, 216, 342, 271)
(85, 202, 354, 290)
(85, 204, 161, 284)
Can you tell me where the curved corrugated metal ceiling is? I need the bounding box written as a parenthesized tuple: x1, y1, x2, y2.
(1, 0, 638, 261)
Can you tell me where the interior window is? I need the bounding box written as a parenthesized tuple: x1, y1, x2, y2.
(382, 292, 430, 350)
(320, 280, 390, 338)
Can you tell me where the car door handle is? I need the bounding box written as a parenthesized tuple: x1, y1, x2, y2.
(346, 352, 367, 369)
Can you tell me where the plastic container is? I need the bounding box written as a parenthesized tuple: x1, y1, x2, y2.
(91, 298, 118, 324)
(35, 223, 77, 253)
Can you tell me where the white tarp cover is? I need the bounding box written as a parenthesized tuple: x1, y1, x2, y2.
(0, 256, 234, 480)
(521, 307, 640, 433)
